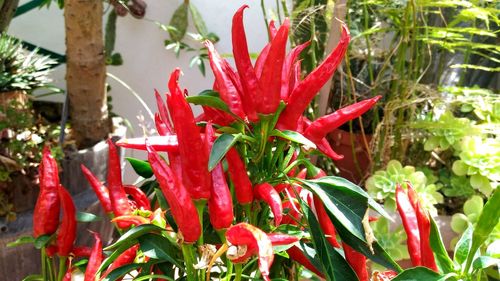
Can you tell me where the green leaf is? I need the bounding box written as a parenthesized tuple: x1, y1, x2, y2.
(126, 157, 153, 178)
(186, 92, 231, 114)
(303, 203, 357, 280)
(7, 235, 34, 247)
(138, 233, 182, 268)
(21, 275, 43, 281)
(188, 4, 208, 36)
(270, 129, 316, 148)
(429, 216, 455, 273)
(392, 267, 444, 281)
(168, 2, 189, 41)
(302, 178, 401, 271)
(34, 235, 51, 249)
(104, 224, 165, 251)
(101, 263, 142, 281)
(454, 225, 473, 265)
(208, 134, 241, 171)
(464, 188, 500, 272)
(472, 256, 500, 270)
(76, 211, 101, 222)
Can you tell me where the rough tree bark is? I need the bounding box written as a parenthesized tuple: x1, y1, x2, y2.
(0, 0, 20, 32)
(64, 0, 109, 148)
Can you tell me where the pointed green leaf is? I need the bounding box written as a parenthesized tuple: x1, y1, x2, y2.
(186, 92, 231, 114)
(454, 225, 473, 265)
(392, 267, 443, 281)
(208, 133, 241, 171)
(271, 129, 316, 148)
(34, 235, 51, 249)
(188, 4, 208, 36)
(429, 216, 455, 273)
(168, 3, 188, 41)
(101, 263, 142, 281)
(303, 203, 357, 280)
(7, 235, 34, 248)
(76, 211, 101, 222)
(21, 275, 43, 281)
(126, 157, 153, 178)
(472, 256, 500, 270)
(138, 233, 182, 268)
(104, 224, 164, 251)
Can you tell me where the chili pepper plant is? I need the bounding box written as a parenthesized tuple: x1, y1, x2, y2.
(10, 5, 499, 281)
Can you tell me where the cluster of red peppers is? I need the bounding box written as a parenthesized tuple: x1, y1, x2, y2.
(25, 4, 415, 281)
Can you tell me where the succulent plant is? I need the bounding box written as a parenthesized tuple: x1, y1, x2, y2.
(0, 33, 56, 92)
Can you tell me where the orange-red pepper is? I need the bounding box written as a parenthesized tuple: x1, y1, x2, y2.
(81, 164, 113, 214)
(84, 231, 103, 281)
(226, 148, 253, 205)
(57, 185, 77, 257)
(254, 183, 283, 226)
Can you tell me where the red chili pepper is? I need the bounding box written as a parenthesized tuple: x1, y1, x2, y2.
(167, 69, 211, 200)
(226, 223, 274, 281)
(57, 185, 77, 257)
(107, 140, 134, 220)
(46, 245, 57, 257)
(232, 5, 259, 121)
(304, 96, 381, 144)
(81, 164, 113, 214)
(288, 61, 302, 96)
(205, 123, 234, 230)
(102, 244, 140, 280)
(116, 136, 179, 152)
(258, 18, 290, 114)
(124, 185, 151, 211)
(267, 233, 299, 246)
(154, 89, 173, 133)
(84, 231, 103, 281)
(301, 116, 344, 160)
(254, 183, 283, 226)
(226, 148, 253, 204)
(342, 242, 368, 281)
(147, 144, 201, 243)
(33, 146, 60, 237)
(155, 113, 170, 136)
(277, 24, 350, 130)
(72, 246, 92, 258)
(202, 106, 235, 126)
(312, 195, 340, 248)
(204, 40, 246, 119)
(281, 41, 310, 101)
(268, 19, 277, 40)
(395, 183, 422, 266)
(286, 246, 324, 277)
(281, 199, 301, 225)
(415, 200, 438, 271)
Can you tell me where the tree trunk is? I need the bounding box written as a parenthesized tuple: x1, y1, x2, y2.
(64, 0, 109, 148)
(0, 0, 20, 32)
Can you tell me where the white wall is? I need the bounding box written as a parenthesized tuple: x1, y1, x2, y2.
(9, 0, 284, 182)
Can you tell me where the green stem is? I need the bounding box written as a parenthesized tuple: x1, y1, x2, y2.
(243, 204, 252, 223)
(225, 260, 233, 281)
(261, 0, 270, 41)
(41, 247, 47, 281)
(234, 264, 242, 281)
(57, 256, 67, 281)
(181, 244, 197, 281)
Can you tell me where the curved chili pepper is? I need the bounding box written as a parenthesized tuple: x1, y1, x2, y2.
(301, 116, 343, 160)
(155, 113, 170, 136)
(33, 146, 60, 237)
(147, 144, 201, 243)
(281, 41, 310, 101)
(107, 139, 133, 219)
(226, 148, 253, 204)
(81, 164, 113, 214)
(268, 19, 277, 40)
(116, 136, 179, 152)
(313, 195, 340, 248)
(232, 5, 259, 121)
(254, 183, 283, 226)
(154, 89, 173, 133)
(204, 40, 246, 119)
(258, 18, 290, 114)
(206, 123, 234, 230)
(226, 223, 274, 281)
(282, 199, 301, 225)
(57, 185, 77, 257)
(415, 201, 438, 271)
(267, 233, 299, 246)
(124, 185, 151, 211)
(287, 246, 324, 277)
(46, 245, 57, 257)
(289, 60, 302, 97)
(304, 96, 381, 144)
(202, 106, 235, 126)
(395, 183, 422, 266)
(102, 244, 140, 280)
(342, 242, 368, 281)
(277, 24, 350, 130)
(167, 69, 211, 200)
(84, 231, 103, 281)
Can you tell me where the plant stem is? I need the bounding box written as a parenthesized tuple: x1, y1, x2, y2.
(41, 247, 47, 281)
(235, 263, 242, 281)
(195, 199, 206, 246)
(57, 256, 67, 281)
(181, 244, 197, 281)
(261, 0, 270, 41)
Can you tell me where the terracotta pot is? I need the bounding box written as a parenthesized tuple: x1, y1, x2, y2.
(328, 129, 372, 184)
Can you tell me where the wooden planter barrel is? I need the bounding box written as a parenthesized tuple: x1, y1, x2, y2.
(0, 122, 126, 280)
